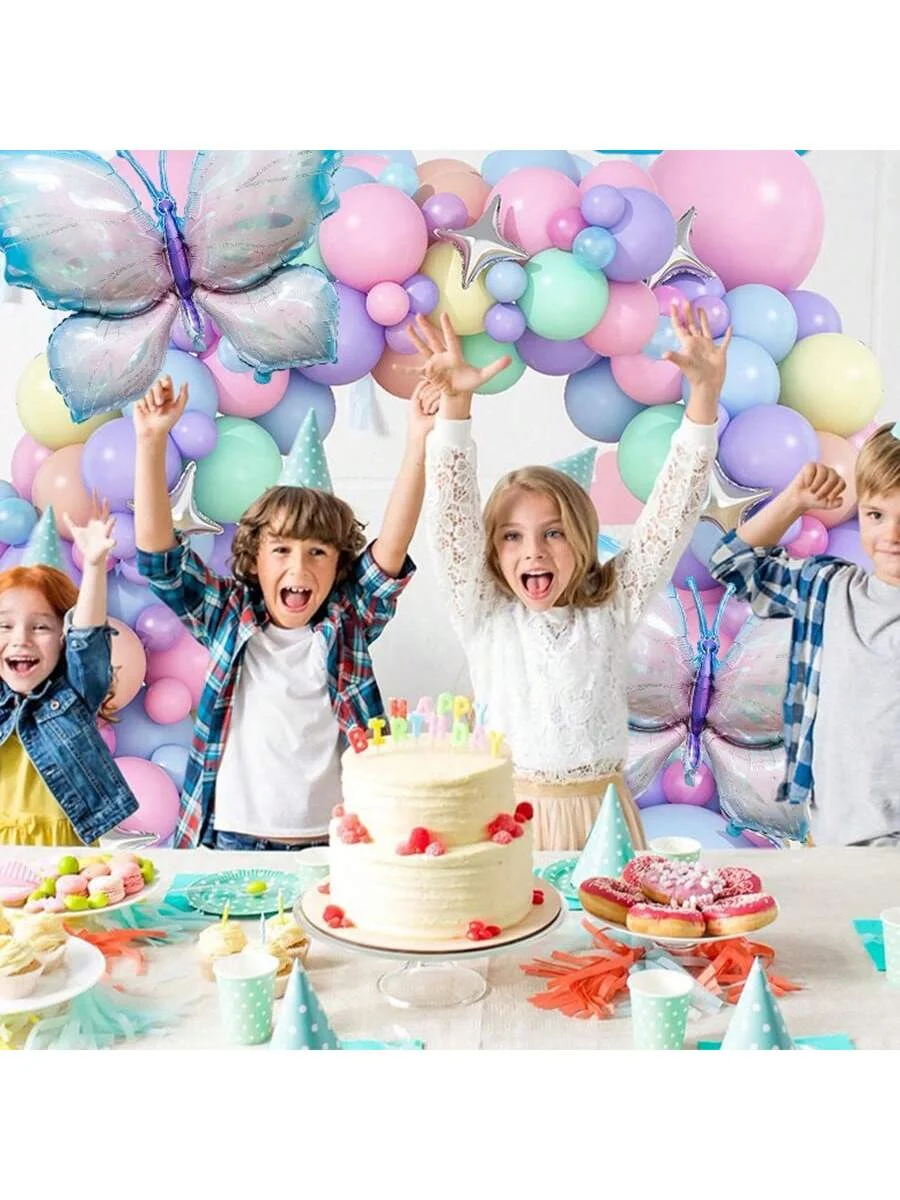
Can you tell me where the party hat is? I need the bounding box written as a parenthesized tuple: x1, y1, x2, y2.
(570, 783, 635, 891)
(20, 506, 65, 570)
(720, 958, 794, 1050)
(278, 409, 333, 492)
(270, 961, 341, 1050)
(550, 447, 597, 492)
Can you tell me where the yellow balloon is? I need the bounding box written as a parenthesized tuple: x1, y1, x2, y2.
(420, 242, 492, 336)
(779, 333, 883, 436)
(15, 354, 120, 450)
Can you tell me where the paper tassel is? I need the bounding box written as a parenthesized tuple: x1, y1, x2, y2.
(24, 983, 179, 1050)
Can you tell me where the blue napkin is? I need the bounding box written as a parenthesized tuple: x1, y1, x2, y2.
(853, 919, 885, 971)
(698, 1034, 855, 1050)
(163, 873, 207, 912)
(341, 1038, 425, 1050)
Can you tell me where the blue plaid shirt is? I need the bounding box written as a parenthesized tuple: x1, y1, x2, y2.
(136, 536, 414, 848)
(710, 530, 848, 818)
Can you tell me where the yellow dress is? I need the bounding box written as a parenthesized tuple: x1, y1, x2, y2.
(0, 734, 83, 846)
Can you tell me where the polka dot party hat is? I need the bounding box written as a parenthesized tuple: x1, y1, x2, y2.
(720, 957, 795, 1050)
(549, 447, 597, 492)
(270, 960, 341, 1050)
(570, 782, 636, 891)
(278, 408, 333, 492)
(20, 505, 65, 570)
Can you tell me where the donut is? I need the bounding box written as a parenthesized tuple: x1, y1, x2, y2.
(701, 893, 777, 937)
(621, 854, 667, 891)
(639, 861, 725, 909)
(579, 877, 643, 925)
(716, 866, 763, 899)
(626, 903, 705, 939)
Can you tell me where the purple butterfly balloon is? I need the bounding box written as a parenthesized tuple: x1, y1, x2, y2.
(0, 150, 340, 421)
(625, 579, 807, 843)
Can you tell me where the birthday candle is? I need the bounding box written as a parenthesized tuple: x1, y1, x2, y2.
(473, 701, 488, 730)
(488, 730, 505, 757)
(436, 692, 453, 718)
(436, 714, 452, 739)
(425, 712, 438, 737)
(408, 711, 426, 740)
(451, 720, 470, 746)
(348, 726, 369, 754)
(389, 697, 409, 719)
(390, 716, 409, 743)
(368, 717, 387, 745)
(452, 695, 471, 724)
(470, 725, 488, 751)
(416, 696, 434, 714)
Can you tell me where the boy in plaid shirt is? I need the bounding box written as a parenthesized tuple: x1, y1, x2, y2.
(711, 425, 900, 847)
(135, 376, 435, 850)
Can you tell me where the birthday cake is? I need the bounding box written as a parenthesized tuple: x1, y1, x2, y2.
(325, 697, 537, 942)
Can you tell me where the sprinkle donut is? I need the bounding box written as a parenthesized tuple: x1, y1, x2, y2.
(716, 866, 763, 899)
(639, 861, 725, 909)
(578, 877, 643, 925)
(626, 903, 705, 940)
(621, 855, 667, 891)
(701, 893, 778, 937)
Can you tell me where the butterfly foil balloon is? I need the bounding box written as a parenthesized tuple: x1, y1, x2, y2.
(625, 579, 807, 844)
(0, 150, 341, 422)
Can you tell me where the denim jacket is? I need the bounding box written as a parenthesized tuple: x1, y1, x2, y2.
(0, 622, 138, 844)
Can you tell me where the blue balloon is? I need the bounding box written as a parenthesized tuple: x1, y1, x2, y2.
(0, 497, 38, 546)
(485, 261, 528, 303)
(159, 349, 220, 418)
(481, 151, 581, 186)
(115, 699, 194, 759)
(640, 803, 756, 849)
(0, 480, 18, 501)
(643, 314, 682, 361)
(572, 226, 616, 272)
(107, 572, 156, 627)
(216, 337, 253, 374)
(254, 371, 335, 454)
(683, 335, 779, 417)
(151, 743, 190, 791)
(690, 520, 726, 569)
(378, 163, 419, 196)
(333, 166, 374, 195)
(564, 360, 644, 442)
(724, 284, 798, 363)
(570, 155, 594, 181)
(189, 532, 215, 563)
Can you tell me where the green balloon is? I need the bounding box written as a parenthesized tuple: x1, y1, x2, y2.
(519, 249, 609, 341)
(290, 239, 332, 278)
(460, 332, 526, 395)
(194, 417, 283, 523)
(616, 404, 684, 502)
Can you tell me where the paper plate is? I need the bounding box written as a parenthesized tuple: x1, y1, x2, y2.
(184, 868, 304, 916)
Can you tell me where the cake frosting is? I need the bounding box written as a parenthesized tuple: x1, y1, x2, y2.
(328, 738, 534, 940)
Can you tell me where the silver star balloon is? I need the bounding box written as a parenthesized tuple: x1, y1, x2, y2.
(645, 207, 716, 290)
(702, 460, 771, 534)
(128, 460, 223, 536)
(436, 195, 529, 289)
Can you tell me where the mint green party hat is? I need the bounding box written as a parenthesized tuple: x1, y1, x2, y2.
(720, 957, 794, 1050)
(21, 505, 65, 570)
(278, 409, 333, 492)
(570, 782, 635, 891)
(270, 961, 341, 1050)
(550, 447, 597, 492)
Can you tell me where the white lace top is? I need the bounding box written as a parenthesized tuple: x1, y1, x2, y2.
(425, 416, 717, 781)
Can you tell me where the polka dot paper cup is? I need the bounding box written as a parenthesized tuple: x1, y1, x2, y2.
(648, 837, 702, 864)
(880, 908, 900, 988)
(627, 969, 693, 1050)
(213, 950, 279, 1045)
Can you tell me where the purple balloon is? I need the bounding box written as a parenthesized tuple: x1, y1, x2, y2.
(421, 193, 469, 237)
(110, 511, 136, 561)
(484, 304, 527, 344)
(825, 522, 874, 571)
(81, 419, 181, 512)
(209, 524, 236, 575)
(672, 545, 719, 591)
(404, 274, 440, 315)
(171, 410, 219, 460)
(640, 803, 756, 850)
(300, 284, 385, 386)
(118, 557, 151, 587)
(169, 309, 217, 353)
(580, 185, 627, 229)
(720, 405, 819, 493)
(636, 770, 668, 809)
(516, 330, 597, 375)
(692, 294, 730, 338)
(716, 404, 730, 438)
(784, 289, 843, 339)
(135, 602, 183, 652)
(668, 272, 726, 300)
(605, 188, 677, 283)
(385, 320, 420, 355)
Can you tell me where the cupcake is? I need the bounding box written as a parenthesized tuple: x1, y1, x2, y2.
(265, 947, 294, 998)
(265, 913, 310, 965)
(0, 935, 43, 1000)
(198, 914, 248, 981)
(0, 907, 11, 937)
(13, 913, 68, 974)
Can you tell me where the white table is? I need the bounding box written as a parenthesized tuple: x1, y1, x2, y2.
(3, 846, 897, 1049)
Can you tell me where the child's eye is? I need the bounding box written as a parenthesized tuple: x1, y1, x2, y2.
(310, 547, 327, 557)
(546, 529, 564, 540)
(503, 531, 520, 542)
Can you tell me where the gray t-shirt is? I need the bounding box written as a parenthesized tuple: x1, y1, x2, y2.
(811, 566, 900, 845)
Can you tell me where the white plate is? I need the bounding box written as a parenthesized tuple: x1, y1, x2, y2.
(0, 937, 105, 1016)
(54, 874, 163, 921)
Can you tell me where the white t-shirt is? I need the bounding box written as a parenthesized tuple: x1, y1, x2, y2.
(213, 623, 341, 838)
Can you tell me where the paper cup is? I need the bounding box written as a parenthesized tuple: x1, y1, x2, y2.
(648, 836, 702, 864)
(294, 845, 330, 891)
(628, 969, 693, 1049)
(213, 951, 279, 1045)
(880, 907, 900, 987)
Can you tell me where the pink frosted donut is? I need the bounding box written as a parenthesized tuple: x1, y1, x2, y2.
(621, 854, 667, 891)
(579, 877, 643, 924)
(55, 875, 89, 898)
(640, 861, 725, 909)
(701, 893, 777, 937)
(716, 866, 763, 899)
(626, 903, 705, 939)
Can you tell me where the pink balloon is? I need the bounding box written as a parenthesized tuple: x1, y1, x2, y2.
(31, 445, 94, 541)
(743, 830, 776, 849)
(849, 420, 881, 451)
(719, 597, 752, 640)
(486, 168, 581, 256)
(342, 154, 391, 177)
(611, 354, 683, 404)
(584, 282, 658, 357)
(145, 677, 193, 724)
(579, 162, 659, 195)
(205, 350, 288, 418)
(108, 617, 148, 711)
(649, 151, 824, 290)
(546, 206, 587, 251)
(114, 150, 197, 213)
(662, 760, 717, 807)
(366, 281, 411, 326)
(97, 720, 117, 755)
(115, 757, 180, 843)
(653, 285, 686, 315)
(319, 184, 428, 292)
(12, 435, 52, 500)
(811, 432, 858, 528)
(590, 450, 645, 526)
(787, 514, 830, 557)
(146, 628, 209, 708)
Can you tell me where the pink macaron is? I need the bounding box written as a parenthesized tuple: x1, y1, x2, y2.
(55, 875, 89, 898)
(108, 854, 140, 870)
(110, 863, 144, 896)
(88, 875, 126, 904)
(42, 898, 66, 914)
(0, 886, 32, 907)
(82, 863, 111, 881)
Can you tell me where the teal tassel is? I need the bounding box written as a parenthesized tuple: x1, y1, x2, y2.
(24, 984, 180, 1050)
(98, 900, 209, 941)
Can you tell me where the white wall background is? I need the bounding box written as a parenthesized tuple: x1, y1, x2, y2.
(1, 150, 898, 702)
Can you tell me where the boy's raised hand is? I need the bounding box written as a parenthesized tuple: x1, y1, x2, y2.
(787, 463, 847, 512)
(133, 376, 188, 441)
(64, 493, 116, 566)
(406, 313, 510, 417)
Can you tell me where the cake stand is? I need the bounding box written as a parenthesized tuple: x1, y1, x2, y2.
(296, 884, 567, 1009)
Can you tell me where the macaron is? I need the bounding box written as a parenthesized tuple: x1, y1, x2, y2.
(110, 863, 144, 896)
(0, 886, 33, 908)
(82, 862, 111, 881)
(88, 875, 126, 904)
(55, 875, 89, 898)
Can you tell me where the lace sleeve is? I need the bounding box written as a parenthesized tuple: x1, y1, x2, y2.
(425, 418, 501, 637)
(615, 417, 717, 631)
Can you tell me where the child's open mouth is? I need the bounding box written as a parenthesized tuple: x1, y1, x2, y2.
(521, 571, 554, 600)
(280, 586, 312, 613)
(4, 656, 39, 678)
